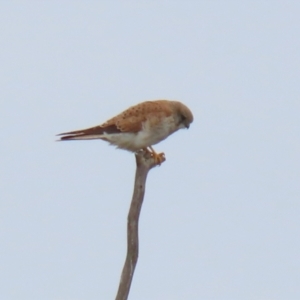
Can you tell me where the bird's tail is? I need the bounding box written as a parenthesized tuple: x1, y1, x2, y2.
(57, 124, 120, 141)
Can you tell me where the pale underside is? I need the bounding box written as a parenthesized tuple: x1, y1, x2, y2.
(58, 100, 186, 152)
(67, 115, 183, 152)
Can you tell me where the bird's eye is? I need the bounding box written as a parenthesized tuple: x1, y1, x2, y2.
(180, 114, 186, 122)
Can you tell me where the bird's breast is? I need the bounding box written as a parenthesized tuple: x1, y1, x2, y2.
(104, 116, 178, 151)
(135, 116, 177, 147)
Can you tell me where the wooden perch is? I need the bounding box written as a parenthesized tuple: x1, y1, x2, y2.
(115, 150, 166, 300)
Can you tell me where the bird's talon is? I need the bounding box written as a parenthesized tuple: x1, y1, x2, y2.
(151, 152, 165, 165)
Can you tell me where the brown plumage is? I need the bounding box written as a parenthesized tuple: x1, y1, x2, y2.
(58, 100, 193, 162)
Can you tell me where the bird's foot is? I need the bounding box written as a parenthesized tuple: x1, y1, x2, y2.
(154, 152, 165, 165)
(146, 146, 165, 165)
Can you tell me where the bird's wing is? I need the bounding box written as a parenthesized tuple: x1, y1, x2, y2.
(104, 100, 173, 132)
(57, 100, 173, 140)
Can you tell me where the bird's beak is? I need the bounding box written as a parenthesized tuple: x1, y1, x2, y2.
(186, 124, 190, 129)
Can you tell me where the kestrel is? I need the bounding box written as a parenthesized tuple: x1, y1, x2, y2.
(57, 100, 193, 164)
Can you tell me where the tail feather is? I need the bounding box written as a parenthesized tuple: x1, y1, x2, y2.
(57, 124, 121, 141)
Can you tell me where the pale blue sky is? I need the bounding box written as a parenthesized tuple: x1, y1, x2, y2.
(1, 1, 299, 299)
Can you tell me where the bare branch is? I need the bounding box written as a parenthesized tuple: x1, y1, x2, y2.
(115, 150, 165, 300)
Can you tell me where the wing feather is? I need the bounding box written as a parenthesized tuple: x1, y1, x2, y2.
(103, 100, 173, 133)
(58, 100, 173, 141)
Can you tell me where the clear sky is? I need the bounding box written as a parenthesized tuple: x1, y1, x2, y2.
(1, 1, 299, 299)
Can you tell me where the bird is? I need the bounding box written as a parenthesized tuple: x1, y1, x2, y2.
(57, 100, 193, 164)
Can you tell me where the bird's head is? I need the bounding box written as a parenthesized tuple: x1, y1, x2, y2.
(172, 101, 194, 129)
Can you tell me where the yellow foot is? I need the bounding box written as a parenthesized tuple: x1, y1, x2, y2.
(146, 146, 165, 165)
